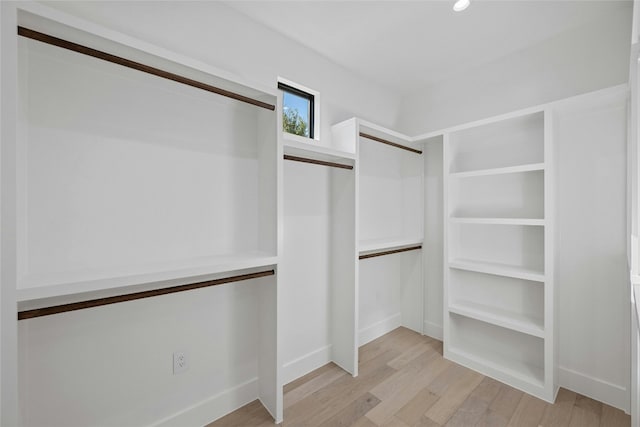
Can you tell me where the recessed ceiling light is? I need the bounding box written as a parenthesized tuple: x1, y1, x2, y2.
(453, 0, 470, 12)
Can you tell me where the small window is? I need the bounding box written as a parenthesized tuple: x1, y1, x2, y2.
(279, 81, 314, 139)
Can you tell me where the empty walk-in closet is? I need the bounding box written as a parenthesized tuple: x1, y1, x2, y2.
(0, 1, 638, 426)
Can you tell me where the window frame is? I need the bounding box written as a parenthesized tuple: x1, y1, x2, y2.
(278, 81, 315, 139)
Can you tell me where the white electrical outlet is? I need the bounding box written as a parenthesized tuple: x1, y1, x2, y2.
(173, 351, 188, 374)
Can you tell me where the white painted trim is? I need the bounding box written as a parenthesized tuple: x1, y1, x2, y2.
(559, 366, 629, 413)
(282, 345, 333, 385)
(358, 313, 401, 346)
(151, 378, 259, 427)
(423, 321, 443, 341)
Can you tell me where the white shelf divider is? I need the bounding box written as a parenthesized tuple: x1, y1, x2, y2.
(448, 301, 544, 338)
(283, 134, 356, 163)
(358, 237, 423, 254)
(17, 253, 278, 303)
(450, 162, 544, 179)
(449, 259, 545, 282)
(449, 217, 545, 226)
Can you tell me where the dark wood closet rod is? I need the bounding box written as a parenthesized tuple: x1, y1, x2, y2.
(17, 26, 276, 111)
(359, 132, 422, 155)
(284, 154, 353, 170)
(18, 269, 275, 320)
(359, 245, 422, 260)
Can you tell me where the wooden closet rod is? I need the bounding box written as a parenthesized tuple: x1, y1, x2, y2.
(18, 269, 275, 320)
(359, 245, 422, 260)
(17, 26, 276, 111)
(284, 154, 353, 170)
(359, 132, 422, 155)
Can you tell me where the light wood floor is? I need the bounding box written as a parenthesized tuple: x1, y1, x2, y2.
(209, 327, 630, 427)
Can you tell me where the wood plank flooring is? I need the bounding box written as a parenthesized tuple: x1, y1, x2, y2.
(208, 327, 630, 427)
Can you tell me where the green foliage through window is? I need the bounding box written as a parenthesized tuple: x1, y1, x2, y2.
(283, 108, 309, 137)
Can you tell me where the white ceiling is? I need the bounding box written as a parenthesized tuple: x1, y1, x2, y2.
(225, 0, 631, 94)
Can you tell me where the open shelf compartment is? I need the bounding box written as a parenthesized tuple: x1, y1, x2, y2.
(449, 169, 544, 219)
(448, 111, 544, 174)
(358, 128, 423, 243)
(448, 313, 545, 392)
(448, 269, 544, 337)
(449, 223, 544, 275)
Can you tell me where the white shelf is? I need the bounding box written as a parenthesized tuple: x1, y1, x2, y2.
(447, 346, 545, 391)
(450, 163, 544, 179)
(17, 253, 278, 302)
(283, 135, 356, 163)
(449, 301, 544, 338)
(358, 237, 423, 254)
(449, 259, 544, 282)
(449, 217, 544, 226)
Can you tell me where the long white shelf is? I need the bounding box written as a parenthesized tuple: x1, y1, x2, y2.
(283, 135, 356, 163)
(17, 253, 278, 303)
(359, 237, 423, 254)
(449, 259, 545, 282)
(447, 346, 545, 392)
(449, 163, 544, 179)
(448, 301, 544, 338)
(449, 217, 545, 226)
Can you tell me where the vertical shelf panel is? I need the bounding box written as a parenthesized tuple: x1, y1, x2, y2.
(330, 165, 358, 375)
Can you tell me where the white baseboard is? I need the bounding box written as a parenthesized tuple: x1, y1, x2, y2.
(423, 320, 443, 341)
(282, 345, 333, 385)
(559, 366, 629, 413)
(359, 313, 402, 346)
(151, 378, 258, 427)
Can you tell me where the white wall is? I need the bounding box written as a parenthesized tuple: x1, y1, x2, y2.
(554, 89, 630, 411)
(397, 4, 632, 135)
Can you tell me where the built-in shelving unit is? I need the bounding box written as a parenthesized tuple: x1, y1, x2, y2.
(332, 118, 425, 349)
(11, 4, 282, 425)
(444, 109, 556, 402)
